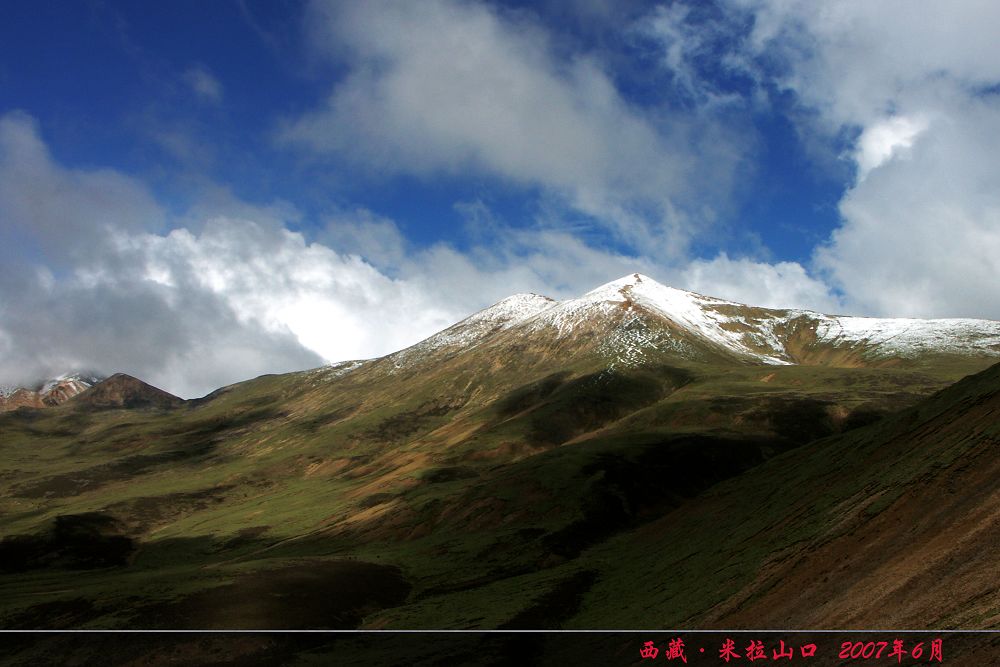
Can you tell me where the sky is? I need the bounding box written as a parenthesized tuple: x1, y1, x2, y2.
(2, 0, 1000, 398)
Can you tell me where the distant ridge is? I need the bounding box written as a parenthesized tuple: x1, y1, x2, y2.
(0, 372, 105, 412)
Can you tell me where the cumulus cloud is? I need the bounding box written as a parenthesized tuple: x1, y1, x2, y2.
(127, 219, 459, 367)
(278, 0, 748, 257)
(320, 209, 409, 269)
(815, 98, 1000, 318)
(734, 0, 1000, 318)
(680, 254, 841, 312)
(853, 114, 928, 182)
(0, 112, 456, 397)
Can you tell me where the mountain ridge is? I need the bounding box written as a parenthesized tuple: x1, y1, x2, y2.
(363, 272, 1000, 380)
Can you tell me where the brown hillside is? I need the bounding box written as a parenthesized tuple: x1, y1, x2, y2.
(71, 374, 184, 410)
(712, 364, 1000, 628)
(574, 362, 1000, 630)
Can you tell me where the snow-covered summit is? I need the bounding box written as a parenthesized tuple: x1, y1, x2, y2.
(518, 273, 787, 363)
(536, 273, 1000, 362)
(387, 272, 1000, 370)
(532, 273, 731, 323)
(545, 272, 744, 323)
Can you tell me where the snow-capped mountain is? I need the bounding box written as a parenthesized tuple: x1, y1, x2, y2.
(383, 273, 1000, 372)
(0, 372, 106, 411)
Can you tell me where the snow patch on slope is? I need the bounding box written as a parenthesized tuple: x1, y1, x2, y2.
(306, 359, 369, 386)
(596, 309, 699, 371)
(39, 372, 103, 395)
(390, 293, 557, 369)
(815, 316, 1000, 357)
(431, 293, 558, 347)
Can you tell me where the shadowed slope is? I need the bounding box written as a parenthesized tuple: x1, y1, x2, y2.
(569, 362, 1000, 629)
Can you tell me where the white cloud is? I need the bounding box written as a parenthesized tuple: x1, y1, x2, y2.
(741, 0, 1000, 128)
(815, 97, 1000, 318)
(0, 112, 455, 397)
(680, 254, 841, 312)
(320, 208, 409, 269)
(128, 218, 459, 366)
(278, 0, 749, 258)
(853, 114, 928, 182)
(736, 0, 1000, 318)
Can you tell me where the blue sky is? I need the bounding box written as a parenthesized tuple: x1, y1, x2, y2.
(0, 0, 842, 260)
(2, 1, 1000, 396)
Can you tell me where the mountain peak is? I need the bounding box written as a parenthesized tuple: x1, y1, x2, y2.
(71, 373, 183, 410)
(607, 271, 652, 287)
(584, 272, 655, 295)
(550, 272, 741, 329)
(585, 272, 734, 304)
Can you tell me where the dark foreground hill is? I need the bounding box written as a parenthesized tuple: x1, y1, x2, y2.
(568, 360, 1000, 630)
